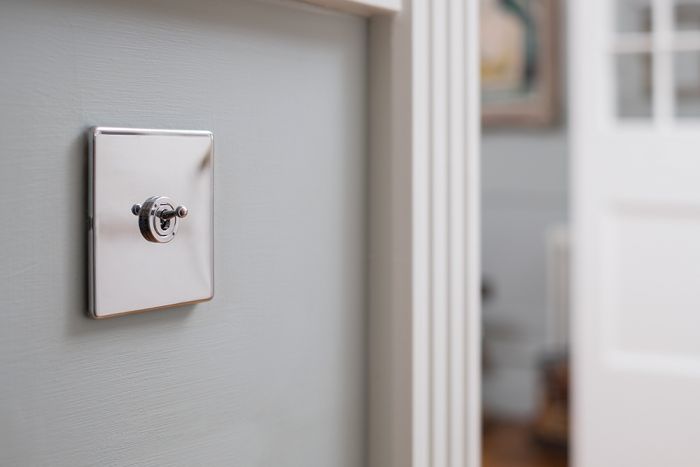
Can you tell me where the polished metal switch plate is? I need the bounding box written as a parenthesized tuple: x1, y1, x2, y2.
(88, 127, 214, 318)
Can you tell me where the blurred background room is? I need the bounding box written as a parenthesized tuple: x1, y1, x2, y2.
(480, 0, 569, 466)
(481, 0, 700, 465)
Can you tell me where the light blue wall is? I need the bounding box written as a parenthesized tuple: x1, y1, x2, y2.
(0, 0, 368, 465)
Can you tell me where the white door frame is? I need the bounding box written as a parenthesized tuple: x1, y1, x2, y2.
(295, 1, 481, 466)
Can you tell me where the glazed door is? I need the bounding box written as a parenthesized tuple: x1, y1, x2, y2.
(571, 0, 700, 466)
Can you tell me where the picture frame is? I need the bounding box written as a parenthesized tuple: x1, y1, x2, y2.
(481, 0, 561, 126)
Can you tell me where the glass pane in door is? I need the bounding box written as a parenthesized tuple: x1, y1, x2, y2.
(675, 1, 700, 31)
(674, 51, 700, 116)
(616, 52, 654, 118)
(617, 0, 653, 33)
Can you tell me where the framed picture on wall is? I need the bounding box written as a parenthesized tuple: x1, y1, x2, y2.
(481, 0, 560, 126)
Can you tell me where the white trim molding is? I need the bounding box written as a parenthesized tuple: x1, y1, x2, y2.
(366, 1, 480, 467)
(288, 0, 480, 464)
(300, 0, 401, 15)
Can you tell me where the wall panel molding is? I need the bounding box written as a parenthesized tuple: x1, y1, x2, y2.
(299, 0, 401, 15)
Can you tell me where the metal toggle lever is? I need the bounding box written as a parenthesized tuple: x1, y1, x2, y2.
(131, 196, 188, 243)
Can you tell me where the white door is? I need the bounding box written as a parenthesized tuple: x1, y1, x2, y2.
(571, 0, 700, 466)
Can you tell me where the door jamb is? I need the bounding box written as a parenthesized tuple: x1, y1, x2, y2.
(300, 1, 481, 466)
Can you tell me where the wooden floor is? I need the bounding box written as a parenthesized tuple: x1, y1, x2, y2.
(482, 420, 568, 467)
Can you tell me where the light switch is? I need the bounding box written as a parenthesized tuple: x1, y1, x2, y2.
(88, 127, 214, 318)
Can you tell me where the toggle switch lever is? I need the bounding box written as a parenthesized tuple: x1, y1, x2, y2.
(131, 196, 188, 243)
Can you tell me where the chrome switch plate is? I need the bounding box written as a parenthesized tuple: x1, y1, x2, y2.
(88, 127, 214, 318)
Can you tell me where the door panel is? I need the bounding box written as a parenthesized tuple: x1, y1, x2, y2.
(572, 0, 700, 466)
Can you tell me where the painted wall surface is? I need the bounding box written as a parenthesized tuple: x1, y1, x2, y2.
(481, 129, 568, 418)
(0, 1, 368, 465)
